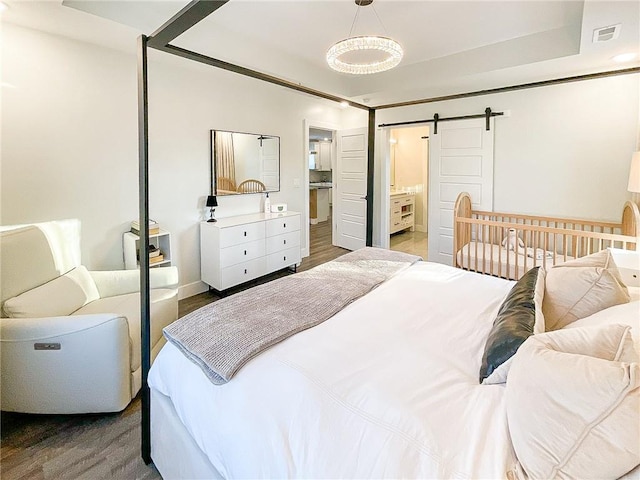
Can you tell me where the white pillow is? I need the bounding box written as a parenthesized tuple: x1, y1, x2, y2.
(563, 301, 640, 345)
(3, 266, 100, 318)
(543, 249, 630, 330)
(507, 324, 640, 480)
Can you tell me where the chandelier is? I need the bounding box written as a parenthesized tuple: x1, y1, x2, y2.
(326, 0, 403, 75)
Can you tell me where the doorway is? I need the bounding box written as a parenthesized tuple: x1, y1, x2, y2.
(308, 127, 334, 245)
(388, 126, 429, 258)
(303, 122, 351, 268)
(303, 121, 368, 267)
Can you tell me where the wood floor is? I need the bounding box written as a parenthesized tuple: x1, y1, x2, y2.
(1, 215, 348, 480)
(1, 395, 160, 480)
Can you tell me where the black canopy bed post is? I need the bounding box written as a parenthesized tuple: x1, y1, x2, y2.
(136, 33, 152, 465)
(138, 1, 232, 464)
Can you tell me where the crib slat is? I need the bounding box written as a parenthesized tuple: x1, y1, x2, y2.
(474, 224, 479, 273)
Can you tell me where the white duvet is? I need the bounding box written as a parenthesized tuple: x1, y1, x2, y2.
(149, 262, 521, 479)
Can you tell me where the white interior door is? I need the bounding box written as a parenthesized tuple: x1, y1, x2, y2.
(428, 118, 494, 264)
(335, 127, 368, 251)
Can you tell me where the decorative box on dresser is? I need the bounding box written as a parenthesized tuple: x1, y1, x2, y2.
(201, 211, 301, 291)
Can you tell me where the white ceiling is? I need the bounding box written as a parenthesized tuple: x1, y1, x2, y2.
(3, 0, 639, 106)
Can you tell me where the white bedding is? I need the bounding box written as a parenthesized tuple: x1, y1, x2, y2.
(149, 262, 521, 479)
(456, 242, 572, 280)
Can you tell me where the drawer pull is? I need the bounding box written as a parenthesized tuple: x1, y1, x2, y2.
(284, 239, 286, 245)
(244, 269, 247, 274)
(244, 250, 247, 255)
(283, 223, 286, 228)
(284, 256, 286, 261)
(244, 231, 247, 237)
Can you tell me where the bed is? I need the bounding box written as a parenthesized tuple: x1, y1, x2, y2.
(453, 192, 640, 280)
(148, 248, 640, 480)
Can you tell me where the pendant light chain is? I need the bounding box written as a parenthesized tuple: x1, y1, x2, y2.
(348, 4, 361, 38)
(371, 4, 390, 36)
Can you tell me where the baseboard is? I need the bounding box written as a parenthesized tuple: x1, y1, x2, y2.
(178, 280, 209, 300)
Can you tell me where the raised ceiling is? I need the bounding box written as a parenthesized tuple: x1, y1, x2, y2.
(4, 1, 639, 106)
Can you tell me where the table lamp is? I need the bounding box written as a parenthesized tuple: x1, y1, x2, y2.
(206, 195, 218, 222)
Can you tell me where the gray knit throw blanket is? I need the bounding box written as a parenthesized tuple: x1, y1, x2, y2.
(163, 247, 422, 384)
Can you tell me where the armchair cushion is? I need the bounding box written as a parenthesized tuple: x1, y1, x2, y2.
(74, 288, 178, 372)
(3, 266, 100, 318)
(0, 220, 81, 304)
(90, 266, 179, 298)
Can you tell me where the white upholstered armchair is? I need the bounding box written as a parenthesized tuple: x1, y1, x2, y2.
(0, 219, 179, 414)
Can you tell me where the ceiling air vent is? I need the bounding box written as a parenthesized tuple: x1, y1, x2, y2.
(593, 24, 621, 43)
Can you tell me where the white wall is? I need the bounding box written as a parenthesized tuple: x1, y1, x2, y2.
(374, 74, 639, 246)
(2, 24, 139, 269)
(147, 52, 366, 296)
(2, 24, 366, 298)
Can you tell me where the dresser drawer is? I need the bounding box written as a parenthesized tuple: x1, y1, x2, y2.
(220, 239, 265, 268)
(266, 215, 300, 237)
(221, 257, 267, 289)
(219, 222, 265, 248)
(266, 247, 301, 272)
(265, 231, 300, 254)
(392, 195, 414, 207)
(400, 195, 414, 206)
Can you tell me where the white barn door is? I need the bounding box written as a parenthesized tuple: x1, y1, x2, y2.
(428, 118, 494, 264)
(335, 127, 368, 251)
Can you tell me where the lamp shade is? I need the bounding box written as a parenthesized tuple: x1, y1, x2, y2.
(206, 195, 218, 207)
(628, 152, 640, 193)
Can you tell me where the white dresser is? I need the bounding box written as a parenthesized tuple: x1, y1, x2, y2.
(200, 211, 301, 291)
